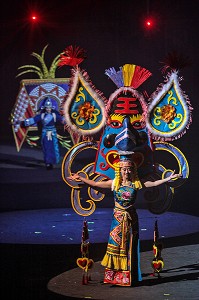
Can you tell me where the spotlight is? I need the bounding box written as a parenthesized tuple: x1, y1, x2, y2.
(146, 20, 151, 26)
(145, 19, 153, 28)
(30, 14, 39, 22)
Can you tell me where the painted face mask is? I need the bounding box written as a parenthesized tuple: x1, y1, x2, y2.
(62, 60, 192, 216)
(94, 64, 151, 179)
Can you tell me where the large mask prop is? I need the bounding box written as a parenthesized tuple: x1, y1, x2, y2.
(60, 49, 192, 216)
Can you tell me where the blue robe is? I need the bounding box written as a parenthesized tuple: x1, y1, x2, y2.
(24, 111, 64, 165)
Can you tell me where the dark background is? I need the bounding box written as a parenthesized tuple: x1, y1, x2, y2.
(0, 2, 199, 299)
(0, 0, 199, 216)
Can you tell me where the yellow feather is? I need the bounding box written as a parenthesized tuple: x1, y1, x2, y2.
(122, 64, 136, 87)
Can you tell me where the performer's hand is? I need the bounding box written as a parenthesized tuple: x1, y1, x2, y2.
(168, 170, 182, 180)
(67, 173, 81, 181)
(18, 117, 24, 122)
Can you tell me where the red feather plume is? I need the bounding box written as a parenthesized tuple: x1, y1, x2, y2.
(58, 45, 87, 67)
(130, 65, 152, 89)
(159, 50, 191, 74)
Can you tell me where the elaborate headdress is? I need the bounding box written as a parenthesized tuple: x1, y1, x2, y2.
(40, 97, 55, 110)
(119, 151, 134, 167)
(105, 63, 152, 121)
(44, 97, 53, 108)
(113, 151, 142, 191)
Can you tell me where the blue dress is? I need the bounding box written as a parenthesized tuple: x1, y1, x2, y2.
(101, 183, 142, 286)
(24, 111, 64, 166)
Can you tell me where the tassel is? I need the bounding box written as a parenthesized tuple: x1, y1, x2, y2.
(130, 65, 152, 89)
(134, 179, 142, 190)
(82, 273, 88, 285)
(113, 163, 121, 192)
(82, 273, 85, 285)
(105, 67, 124, 88)
(84, 274, 88, 284)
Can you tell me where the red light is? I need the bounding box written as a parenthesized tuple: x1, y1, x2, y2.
(146, 20, 152, 27)
(30, 14, 39, 22)
(142, 14, 159, 33)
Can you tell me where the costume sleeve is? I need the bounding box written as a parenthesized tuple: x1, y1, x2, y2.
(55, 111, 66, 124)
(24, 114, 41, 126)
(111, 179, 116, 191)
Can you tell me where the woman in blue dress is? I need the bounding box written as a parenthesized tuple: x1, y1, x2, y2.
(68, 154, 181, 286)
(19, 97, 65, 170)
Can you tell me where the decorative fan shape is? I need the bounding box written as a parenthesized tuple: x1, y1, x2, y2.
(105, 64, 152, 89)
(63, 69, 107, 136)
(146, 72, 193, 140)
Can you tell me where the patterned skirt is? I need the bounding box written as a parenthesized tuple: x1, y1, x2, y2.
(101, 205, 142, 286)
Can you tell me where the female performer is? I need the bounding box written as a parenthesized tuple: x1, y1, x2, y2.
(19, 97, 65, 170)
(68, 153, 181, 286)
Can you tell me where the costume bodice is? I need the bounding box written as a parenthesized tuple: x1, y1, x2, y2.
(41, 112, 56, 128)
(113, 184, 137, 208)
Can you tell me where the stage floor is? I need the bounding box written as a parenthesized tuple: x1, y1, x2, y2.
(0, 208, 199, 244)
(1, 208, 199, 299)
(1, 144, 199, 299)
(1, 213, 198, 300)
(48, 244, 199, 300)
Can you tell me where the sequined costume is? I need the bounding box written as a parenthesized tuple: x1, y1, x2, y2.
(101, 182, 142, 286)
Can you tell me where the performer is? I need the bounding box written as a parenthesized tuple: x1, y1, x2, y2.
(68, 153, 181, 286)
(19, 97, 65, 170)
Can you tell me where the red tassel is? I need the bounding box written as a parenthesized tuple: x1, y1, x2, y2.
(82, 274, 85, 285)
(84, 274, 88, 285)
(82, 273, 89, 285)
(130, 65, 152, 89)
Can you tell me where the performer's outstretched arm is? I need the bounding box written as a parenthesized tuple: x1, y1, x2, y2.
(142, 170, 182, 188)
(68, 173, 113, 189)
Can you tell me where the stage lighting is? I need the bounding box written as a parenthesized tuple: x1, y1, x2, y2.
(145, 19, 153, 28)
(31, 14, 39, 22)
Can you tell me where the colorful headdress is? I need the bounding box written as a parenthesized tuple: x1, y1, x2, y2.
(105, 64, 151, 122)
(40, 97, 56, 110)
(44, 97, 53, 108)
(113, 151, 142, 191)
(105, 64, 152, 89)
(118, 151, 134, 167)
